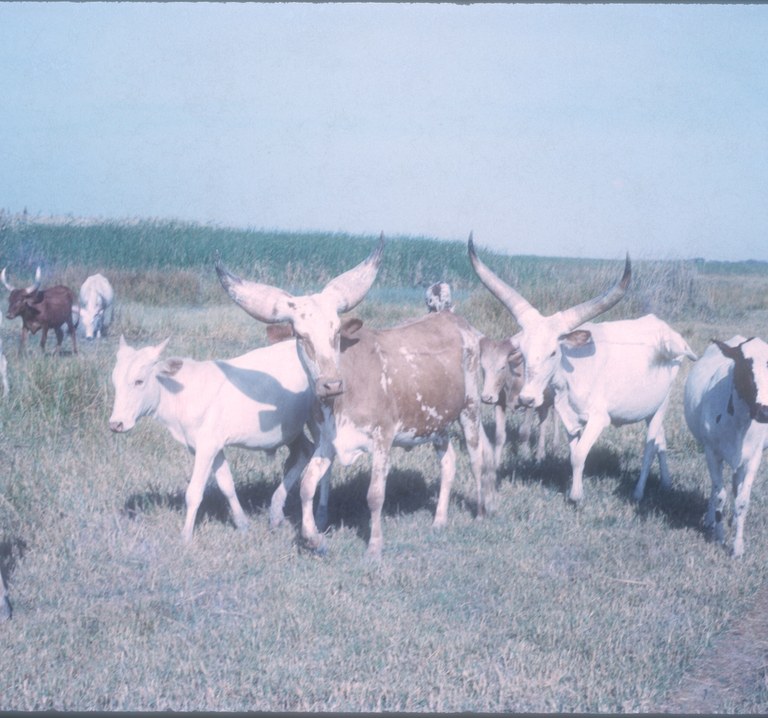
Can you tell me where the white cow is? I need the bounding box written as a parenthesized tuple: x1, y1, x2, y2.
(684, 336, 768, 557)
(79, 273, 114, 339)
(469, 236, 696, 501)
(109, 336, 329, 542)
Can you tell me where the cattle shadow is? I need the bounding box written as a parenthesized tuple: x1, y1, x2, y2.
(122, 467, 452, 549)
(1, 538, 28, 617)
(502, 444, 706, 533)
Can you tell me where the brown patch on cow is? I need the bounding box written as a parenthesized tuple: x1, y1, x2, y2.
(266, 323, 295, 344)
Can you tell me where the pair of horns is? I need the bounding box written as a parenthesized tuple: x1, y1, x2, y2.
(1, 266, 41, 294)
(216, 234, 385, 323)
(467, 234, 631, 332)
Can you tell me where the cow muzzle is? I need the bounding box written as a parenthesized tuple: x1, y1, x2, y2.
(517, 394, 537, 409)
(109, 421, 126, 433)
(481, 393, 498, 405)
(753, 404, 768, 424)
(315, 377, 344, 399)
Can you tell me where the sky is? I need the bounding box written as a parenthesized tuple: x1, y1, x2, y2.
(1, 2, 767, 262)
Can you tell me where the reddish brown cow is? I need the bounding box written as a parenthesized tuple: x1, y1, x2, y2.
(2, 267, 78, 354)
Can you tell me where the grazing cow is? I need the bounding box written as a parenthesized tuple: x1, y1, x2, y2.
(109, 335, 329, 542)
(2, 266, 78, 354)
(425, 282, 453, 313)
(79, 273, 114, 339)
(479, 335, 558, 465)
(0, 569, 10, 622)
(684, 336, 768, 557)
(216, 237, 496, 559)
(469, 236, 696, 501)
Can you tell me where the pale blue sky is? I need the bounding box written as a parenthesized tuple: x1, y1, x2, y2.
(1, 2, 767, 261)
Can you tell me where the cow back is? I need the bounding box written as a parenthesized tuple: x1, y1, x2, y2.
(337, 311, 475, 437)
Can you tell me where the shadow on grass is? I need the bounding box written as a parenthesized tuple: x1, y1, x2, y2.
(0, 537, 28, 589)
(122, 466, 457, 547)
(502, 443, 707, 534)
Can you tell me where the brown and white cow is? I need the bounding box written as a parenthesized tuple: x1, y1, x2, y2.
(2, 266, 78, 354)
(479, 335, 559, 465)
(216, 237, 496, 559)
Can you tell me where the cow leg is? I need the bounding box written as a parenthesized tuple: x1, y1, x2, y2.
(460, 406, 497, 518)
(568, 412, 610, 502)
(300, 449, 335, 553)
(181, 446, 217, 543)
(366, 438, 392, 560)
(0, 571, 10, 622)
(534, 404, 550, 462)
(211, 450, 249, 533)
(66, 318, 77, 354)
(494, 403, 506, 467)
(40, 326, 49, 352)
(432, 437, 456, 529)
(518, 407, 534, 460)
(731, 451, 763, 557)
(703, 446, 727, 545)
(18, 326, 28, 355)
(0, 352, 8, 396)
(270, 433, 314, 529)
(634, 396, 672, 501)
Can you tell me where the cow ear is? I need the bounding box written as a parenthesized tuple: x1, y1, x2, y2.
(340, 317, 364, 339)
(713, 339, 741, 361)
(560, 329, 593, 349)
(158, 357, 184, 376)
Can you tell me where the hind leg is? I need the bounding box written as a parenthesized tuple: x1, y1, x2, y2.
(270, 434, 314, 529)
(212, 450, 249, 533)
(432, 437, 456, 529)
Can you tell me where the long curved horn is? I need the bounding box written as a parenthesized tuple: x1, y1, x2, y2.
(215, 261, 295, 324)
(25, 266, 42, 294)
(467, 233, 540, 328)
(321, 233, 385, 313)
(0, 268, 14, 292)
(558, 254, 631, 331)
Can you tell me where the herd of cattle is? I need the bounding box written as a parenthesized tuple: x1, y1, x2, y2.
(2, 235, 768, 620)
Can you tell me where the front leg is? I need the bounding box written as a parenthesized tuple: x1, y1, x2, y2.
(568, 412, 610, 502)
(731, 449, 763, 557)
(703, 445, 726, 545)
(300, 448, 334, 553)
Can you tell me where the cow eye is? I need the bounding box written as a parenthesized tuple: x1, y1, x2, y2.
(134, 379, 144, 386)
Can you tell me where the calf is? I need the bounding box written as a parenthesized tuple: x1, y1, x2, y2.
(79, 273, 114, 339)
(684, 336, 768, 557)
(2, 266, 78, 354)
(109, 336, 329, 542)
(217, 238, 496, 559)
(479, 335, 558, 465)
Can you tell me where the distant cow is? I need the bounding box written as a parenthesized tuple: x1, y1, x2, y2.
(469, 236, 696, 501)
(217, 237, 496, 559)
(2, 266, 78, 354)
(425, 282, 453, 313)
(479, 335, 559, 466)
(79, 273, 114, 339)
(684, 336, 768, 557)
(109, 335, 329, 542)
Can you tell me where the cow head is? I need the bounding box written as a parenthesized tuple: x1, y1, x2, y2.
(468, 234, 631, 408)
(109, 335, 180, 432)
(80, 303, 104, 340)
(216, 235, 384, 400)
(479, 336, 524, 405)
(2, 266, 42, 320)
(714, 337, 768, 423)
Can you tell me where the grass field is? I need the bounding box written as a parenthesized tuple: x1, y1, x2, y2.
(1, 219, 768, 711)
